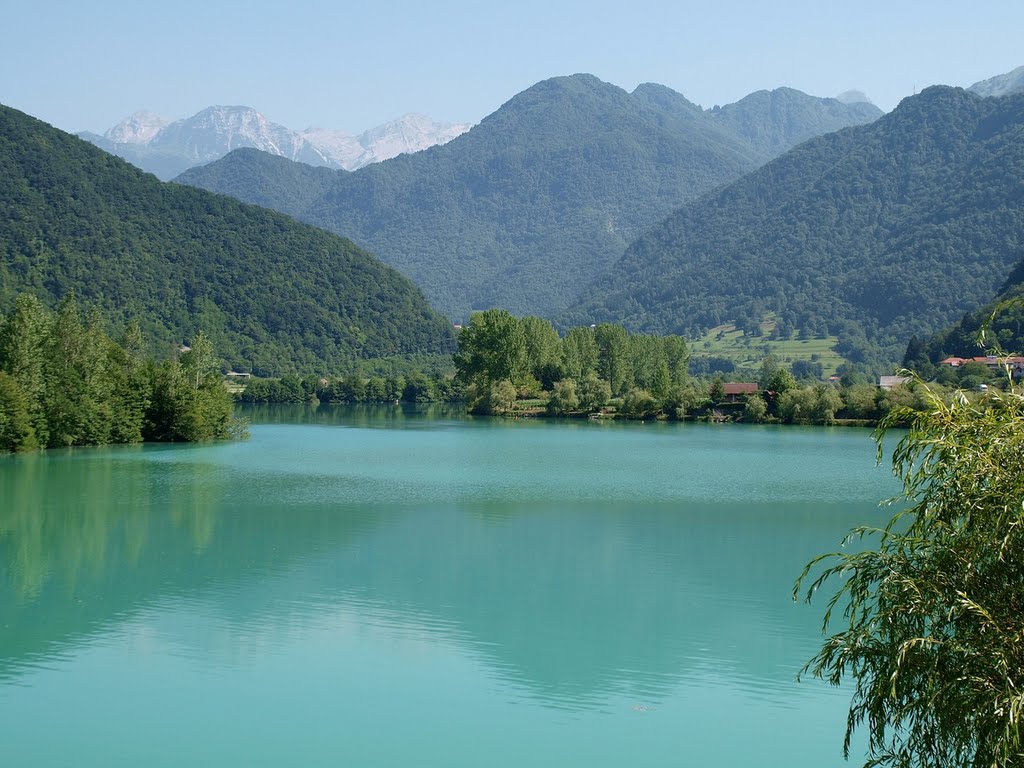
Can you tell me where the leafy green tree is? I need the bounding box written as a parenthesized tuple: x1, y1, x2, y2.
(145, 332, 239, 442)
(0, 372, 37, 451)
(107, 320, 152, 443)
(743, 392, 768, 423)
(402, 373, 435, 403)
(811, 384, 843, 424)
(594, 323, 632, 396)
(709, 377, 726, 403)
(767, 367, 798, 394)
(577, 373, 612, 412)
(621, 388, 658, 419)
(521, 316, 562, 386)
(546, 379, 579, 415)
(0, 294, 51, 445)
(487, 379, 518, 415)
(842, 383, 880, 420)
(365, 376, 390, 402)
(628, 334, 668, 395)
(758, 354, 780, 390)
(181, 331, 218, 391)
(662, 335, 690, 388)
(791, 359, 823, 380)
(454, 310, 527, 390)
(43, 294, 114, 446)
(561, 326, 599, 381)
(797, 382, 1024, 768)
(777, 384, 842, 424)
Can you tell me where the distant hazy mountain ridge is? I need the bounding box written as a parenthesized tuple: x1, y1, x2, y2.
(79, 107, 472, 179)
(708, 87, 882, 157)
(969, 65, 1024, 98)
(103, 110, 170, 144)
(178, 74, 883, 321)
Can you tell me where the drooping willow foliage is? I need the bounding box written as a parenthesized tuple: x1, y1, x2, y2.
(797, 375, 1024, 767)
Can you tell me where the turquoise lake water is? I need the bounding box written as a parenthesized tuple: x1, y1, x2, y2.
(0, 406, 901, 766)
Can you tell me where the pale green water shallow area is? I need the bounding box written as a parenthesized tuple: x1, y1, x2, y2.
(0, 405, 900, 767)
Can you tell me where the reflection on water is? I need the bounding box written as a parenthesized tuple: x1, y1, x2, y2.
(0, 407, 896, 766)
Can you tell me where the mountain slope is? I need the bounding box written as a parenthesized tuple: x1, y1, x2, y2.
(178, 74, 881, 321)
(709, 87, 882, 157)
(969, 65, 1024, 98)
(0, 104, 455, 374)
(567, 86, 1024, 365)
(912, 256, 1024, 364)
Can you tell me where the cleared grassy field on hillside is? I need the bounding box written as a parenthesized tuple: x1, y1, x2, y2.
(691, 318, 845, 377)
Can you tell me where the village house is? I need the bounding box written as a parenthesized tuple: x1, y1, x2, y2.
(721, 382, 759, 403)
(938, 355, 1024, 378)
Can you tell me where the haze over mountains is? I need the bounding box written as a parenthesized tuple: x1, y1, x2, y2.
(568, 86, 1024, 365)
(0, 104, 455, 374)
(969, 65, 1024, 98)
(79, 107, 472, 180)
(178, 74, 882, 321)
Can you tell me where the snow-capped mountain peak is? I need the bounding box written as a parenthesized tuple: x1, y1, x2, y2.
(81, 105, 474, 179)
(103, 111, 170, 144)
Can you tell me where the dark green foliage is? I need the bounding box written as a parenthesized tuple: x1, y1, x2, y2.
(546, 379, 579, 415)
(0, 372, 37, 451)
(178, 75, 879, 321)
(742, 392, 768, 423)
(570, 87, 1024, 366)
(453, 313, 689, 416)
(453, 309, 528, 388)
(914, 256, 1024, 364)
(0, 104, 455, 374)
(144, 358, 236, 442)
(0, 295, 242, 451)
(622, 388, 659, 418)
(776, 385, 842, 425)
(401, 372, 435, 403)
(791, 359, 824, 380)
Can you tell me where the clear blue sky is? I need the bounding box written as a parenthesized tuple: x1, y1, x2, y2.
(3, 0, 1022, 134)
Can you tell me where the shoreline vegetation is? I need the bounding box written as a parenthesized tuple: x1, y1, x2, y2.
(7, 299, 1014, 454)
(0, 294, 245, 453)
(237, 310, 1011, 428)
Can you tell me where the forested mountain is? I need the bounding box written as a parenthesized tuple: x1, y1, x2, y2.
(80, 107, 471, 180)
(568, 86, 1024, 366)
(0, 104, 455, 375)
(910, 256, 1024, 365)
(708, 87, 880, 157)
(177, 74, 881, 321)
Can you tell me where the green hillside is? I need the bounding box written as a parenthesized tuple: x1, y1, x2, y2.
(569, 87, 1024, 366)
(910, 256, 1024, 365)
(0, 104, 455, 375)
(178, 74, 880, 321)
(709, 87, 881, 157)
